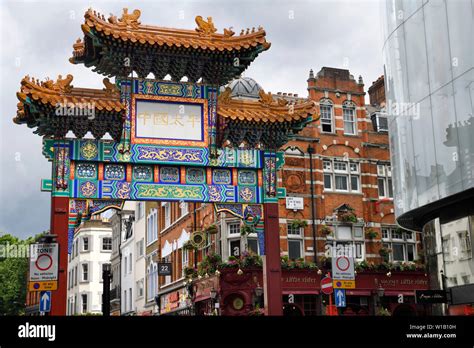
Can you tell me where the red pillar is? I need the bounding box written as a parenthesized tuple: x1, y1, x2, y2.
(49, 196, 69, 316)
(263, 202, 283, 315)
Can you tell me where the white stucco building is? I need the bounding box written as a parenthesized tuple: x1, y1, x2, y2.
(133, 201, 147, 314)
(66, 217, 113, 315)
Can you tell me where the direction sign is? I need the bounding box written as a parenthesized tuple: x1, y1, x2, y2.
(335, 289, 346, 307)
(39, 291, 51, 313)
(29, 281, 58, 291)
(333, 280, 355, 289)
(332, 256, 355, 280)
(320, 276, 333, 295)
(29, 243, 58, 281)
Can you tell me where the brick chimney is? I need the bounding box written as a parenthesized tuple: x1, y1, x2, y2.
(368, 75, 385, 106)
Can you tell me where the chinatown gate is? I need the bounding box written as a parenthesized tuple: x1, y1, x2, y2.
(14, 8, 315, 315)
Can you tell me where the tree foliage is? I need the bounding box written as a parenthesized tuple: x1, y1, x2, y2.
(0, 232, 47, 315)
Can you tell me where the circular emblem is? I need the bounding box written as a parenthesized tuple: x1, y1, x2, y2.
(80, 141, 98, 160)
(232, 297, 244, 310)
(80, 181, 97, 197)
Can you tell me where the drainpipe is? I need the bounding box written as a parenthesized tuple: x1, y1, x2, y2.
(308, 144, 318, 264)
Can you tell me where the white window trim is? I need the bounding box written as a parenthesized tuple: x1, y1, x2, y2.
(320, 101, 335, 134)
(342, 102, 357, 135)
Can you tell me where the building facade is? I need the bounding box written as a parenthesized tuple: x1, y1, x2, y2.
(165, 71, 428, 316)
(381, 0, 474, 314)
(66, 218, 112, 315)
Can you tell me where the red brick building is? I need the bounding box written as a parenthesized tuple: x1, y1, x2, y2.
(147, 69, 428, 316)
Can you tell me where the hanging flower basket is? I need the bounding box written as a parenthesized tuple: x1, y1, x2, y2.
(291, 219, 308, 229)
(365, 228, 378, 239)
(320, 225, 333, 237)
(184, 241, 197, 251)
(338, 212, 358, 223)
(378, 247, 392, 258)
(240, 224, 255, 236)
(205, 224, 218, 235)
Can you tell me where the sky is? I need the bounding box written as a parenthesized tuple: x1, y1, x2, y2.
(0, 0, 384, 239)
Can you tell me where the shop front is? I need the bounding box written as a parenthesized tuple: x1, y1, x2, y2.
(158, 286, 193, 316)
(191, 268, 429, 316)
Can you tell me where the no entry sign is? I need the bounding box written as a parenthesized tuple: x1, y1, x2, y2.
(29, 243, 58, 281)
(320, 276, 333, 295)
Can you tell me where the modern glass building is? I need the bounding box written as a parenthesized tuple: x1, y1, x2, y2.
(381, 0, 473, 314)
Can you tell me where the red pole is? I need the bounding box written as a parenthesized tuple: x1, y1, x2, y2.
(49, 196, 69, 316)
(263, 202, 283, 315)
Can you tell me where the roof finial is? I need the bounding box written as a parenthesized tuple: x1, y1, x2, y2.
(195, 16, 217, 36)
(309, 69, 314, 79)
(358, 75, 364, 85)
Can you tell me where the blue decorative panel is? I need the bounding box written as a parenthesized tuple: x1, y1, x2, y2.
(104, 164, 125, 180)
(76, 163, 97, 179)
(186, 167, 206, 184)
(160, 166, 180, 183)
(133, 165, 153, 182)
(78, 180, 98, 199)
(238, 186, 256, 203)
(238, 170, 257, 185)
(212, 169, 232, 185)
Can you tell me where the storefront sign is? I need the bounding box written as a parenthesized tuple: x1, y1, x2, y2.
(415, 290, 448, 304)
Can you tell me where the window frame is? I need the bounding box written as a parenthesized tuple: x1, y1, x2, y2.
(319, 100, 334, 133)
(323, 158, 361, 193)
(342, 102, 357, 135)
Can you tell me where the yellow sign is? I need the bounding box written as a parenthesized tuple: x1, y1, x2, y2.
(28, 281, 58, 291)
(333, 280, 355, 289)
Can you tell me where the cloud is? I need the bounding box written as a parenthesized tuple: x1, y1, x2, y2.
(0, 0, 383, 239)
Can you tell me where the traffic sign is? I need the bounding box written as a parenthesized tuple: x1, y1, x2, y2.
(29, 243, 58, 281)
(39, 291, 51, 312)
(333, 280, 356, 289)
(29, 281, 58, 291)
(320, 276, 333, 295)
(335, 289, 346, 307)
(332, 256, 355, 280)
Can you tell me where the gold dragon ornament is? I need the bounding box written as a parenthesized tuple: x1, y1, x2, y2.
(195, 16, 217, 36)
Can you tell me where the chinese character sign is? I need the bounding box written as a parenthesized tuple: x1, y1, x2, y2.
(135, 100, 204, 142)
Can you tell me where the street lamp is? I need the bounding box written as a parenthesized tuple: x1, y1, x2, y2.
(254, 284, 264, 309)
(376, 286, 385, 315)
(254, 286, 263, 298)
(210, 288, 219, 315)
(210, 288, 217, 300)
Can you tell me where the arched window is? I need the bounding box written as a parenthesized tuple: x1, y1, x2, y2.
(342, 101, 357, 135)
(320, 98, 334, 133)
